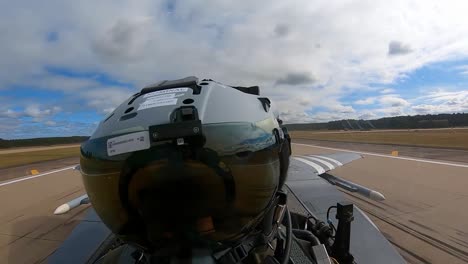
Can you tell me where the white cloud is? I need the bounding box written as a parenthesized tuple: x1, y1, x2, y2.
(273, 24, 290, 37)
(81, 87, 133, 114)
(358, 112, 377, 120)
(24, 105, 61, 119)
(8, 74, 101, 92)
(0, 119, 97, 139)
(280, 110, 314, 124)
(44, 120, 57, 126)
(454, 65, 468, 76)
(380, 88, 395, 94)
(412, 90, 468, 114)
(326, 104, 356, 114)
(377, 106, 407, 116)
(388, 41, 412, 56)
(411, 104, 437, 114)
(355, 97, 376, 105)
(379, 95, 410, 107)
(275, 72, 316, 86)
(0, 109, 19, 118)
(1, 105, 60, 121)
(312, 112, 351, 122)
(2, 0, 468, 124)
(0, 118, 20, 138)
(418, 90, 468, 103)
(92, 17, 154, 62)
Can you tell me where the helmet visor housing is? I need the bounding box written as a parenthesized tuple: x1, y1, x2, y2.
(80, 119, 282, 248)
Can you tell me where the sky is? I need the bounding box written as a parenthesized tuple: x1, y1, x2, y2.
(1, 1, 468, 139)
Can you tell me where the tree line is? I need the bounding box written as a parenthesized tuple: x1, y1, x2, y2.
(0, 136, 89, 149)
(2, 113, 467, 147)
(285, 113, 468, 131)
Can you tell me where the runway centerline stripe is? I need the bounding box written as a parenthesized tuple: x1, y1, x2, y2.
(293, 143, 468, 168)
(0, 166, 77, 187)
(294, 157, 325, 174)
(302, 156, 335, 170)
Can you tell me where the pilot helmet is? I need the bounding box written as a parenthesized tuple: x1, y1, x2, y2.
(79, 77, 291, 251)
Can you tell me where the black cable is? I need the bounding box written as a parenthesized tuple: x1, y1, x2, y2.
(326, 206, 336, 221)
(292, 230, 320, 246)
(281, 206, 292, 264)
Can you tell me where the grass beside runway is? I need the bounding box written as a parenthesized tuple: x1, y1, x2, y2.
(290, 129, 468, 150)
(0, 147, 80, 169)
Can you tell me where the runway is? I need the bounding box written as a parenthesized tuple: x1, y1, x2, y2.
(0, 142, 467, 263)
(0, 167, 87, 263)
(293, 139, 468, 163)
(293, 142, 468, 264)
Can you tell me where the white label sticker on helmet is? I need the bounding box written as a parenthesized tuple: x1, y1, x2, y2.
(142, 93, 184, 104)
(143, 93, 176, 101)
(143, 88, 189, 98)
(138, 98, 178, 111)
(107, 131, 150, 156)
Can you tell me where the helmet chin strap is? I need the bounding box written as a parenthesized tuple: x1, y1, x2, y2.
(140, 191, 287, 264)
(210, 191, 288, 264)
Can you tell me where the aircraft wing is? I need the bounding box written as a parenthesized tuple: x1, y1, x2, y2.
(48, 209, 112, 264)
(287, 153, 362, 220)
(48, 165, 113, 264)
(291, 153, 363, 177)
(286, 153, 405, 263)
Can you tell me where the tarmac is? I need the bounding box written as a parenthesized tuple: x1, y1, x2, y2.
(294, 139, 468, 163)
(293, 140, 468, 264)
(0, 140, 467, 263)
(0, 166, 87, 263)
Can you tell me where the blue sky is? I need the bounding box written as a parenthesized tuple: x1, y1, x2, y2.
(1, 1, 468, 139)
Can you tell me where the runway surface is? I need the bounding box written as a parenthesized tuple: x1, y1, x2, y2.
(294, 139, 468, 163)
(293, 142, 468, 264)
(0, 167, 88, 263)
(0, 157, 79, 183)
(0, 142, 467, 263)
(291, 127, 468, 134)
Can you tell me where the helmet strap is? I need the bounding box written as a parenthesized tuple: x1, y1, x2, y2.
(212, 191, 288, 264)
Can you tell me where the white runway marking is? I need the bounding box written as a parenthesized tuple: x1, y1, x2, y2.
(0, 166, 76, 187)
(293, 143, 468, 168)
(301, 156, 335, 170)
(310, 155, 343, 166)
(294, 157, 325, 174)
